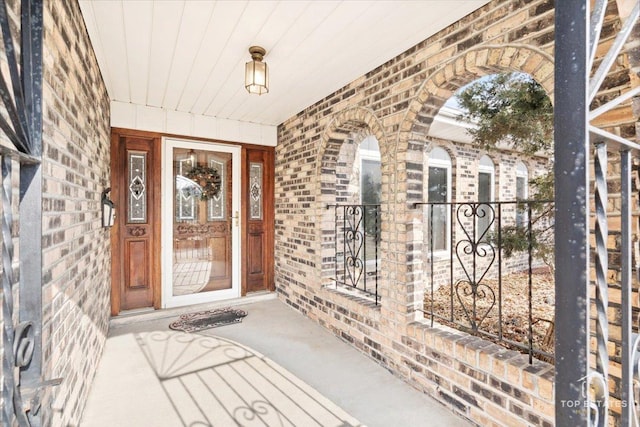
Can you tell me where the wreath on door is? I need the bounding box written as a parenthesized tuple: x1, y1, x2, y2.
(185, 165, 222, 200)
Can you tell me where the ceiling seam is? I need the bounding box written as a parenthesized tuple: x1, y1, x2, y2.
(203, 1, 283, 119)
(173, 3, 218, 112)
(188, 1, 251, 115)
(159, 2, 187, 108)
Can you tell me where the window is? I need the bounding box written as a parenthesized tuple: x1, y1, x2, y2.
(359, 136, 381, 205)
(516, 161, 528, 227)
(359, 136, 381, 261)
(477, 155, 495, 241)
(427, 147, 451, 252)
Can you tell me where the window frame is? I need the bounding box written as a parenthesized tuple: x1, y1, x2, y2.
(515, 161, 529, 228)
(427, 147, 452, 254)
(358, 138, 381, 265)
(477, 155, 495, 241)
(359, 147, 381, 205)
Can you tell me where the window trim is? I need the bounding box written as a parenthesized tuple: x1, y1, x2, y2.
(515, 161, 529, 227)
(359, 147, 381, 204)
(427, 147, 452, 255)
(515, 161, 529, 198)
(359, 139, 381, 265)
(358, 135, 382, 204)
(477, 155, 495, 241)
(477, 155, 495, 200)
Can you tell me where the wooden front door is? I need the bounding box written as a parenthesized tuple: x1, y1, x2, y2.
(162, 138, 241, 307)
(110, 131, 160, 315)
(111, 129, 275, 315)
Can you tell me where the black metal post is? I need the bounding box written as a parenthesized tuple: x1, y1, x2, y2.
(363, 206, 367, 293)
(449, 204, 454, 323)
(374, 205, 379, 305)
(554, 0, 590, 424)
(497, 203, 502, 341)
(429, 205, 435, 326)
(527, 203, 533, 364)
(334, 205, 338, 288)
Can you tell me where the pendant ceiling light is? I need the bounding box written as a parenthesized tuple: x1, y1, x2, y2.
(245, 46, 268, 95)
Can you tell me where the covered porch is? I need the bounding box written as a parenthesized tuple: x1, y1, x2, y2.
(80, 296, 471, 427)
(0, 0, 638, 426)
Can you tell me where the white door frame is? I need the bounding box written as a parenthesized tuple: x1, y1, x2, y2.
(161, 137, 241, 308)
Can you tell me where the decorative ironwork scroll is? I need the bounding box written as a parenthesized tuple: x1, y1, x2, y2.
(453, 203, 497, 332)
(328, 204, 380, 304)
(417, 200, 555, 363)
(344, 205, 364, 287)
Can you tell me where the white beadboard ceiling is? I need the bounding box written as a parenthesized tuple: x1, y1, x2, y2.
(79, 1, 489, 127)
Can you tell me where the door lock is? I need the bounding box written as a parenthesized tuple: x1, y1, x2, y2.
(233, 211, 239, 227)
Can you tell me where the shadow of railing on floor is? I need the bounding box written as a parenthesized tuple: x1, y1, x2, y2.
(135, 331, 363, 427)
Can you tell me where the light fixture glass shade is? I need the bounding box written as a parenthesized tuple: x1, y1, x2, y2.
(245, 46, 269, 95)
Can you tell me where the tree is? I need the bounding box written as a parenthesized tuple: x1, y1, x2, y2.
(455, 72, 555, 270)
(456, 72, 553, 156)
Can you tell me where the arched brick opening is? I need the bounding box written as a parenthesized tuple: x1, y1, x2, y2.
(316, 107, 388, 290)
(274, 3, 639, 425)
(390, 44, 555, 323)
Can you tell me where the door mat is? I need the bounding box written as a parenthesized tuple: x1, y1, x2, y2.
(169, 307, 248, 333)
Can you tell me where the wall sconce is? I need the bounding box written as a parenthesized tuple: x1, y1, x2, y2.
(102, 188, 115, 227)
(245, 46, 269, 95)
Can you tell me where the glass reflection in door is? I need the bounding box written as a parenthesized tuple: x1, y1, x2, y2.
(172, 148, 232, 296)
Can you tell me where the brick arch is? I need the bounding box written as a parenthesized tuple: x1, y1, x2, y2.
(317, 107, 387, 177)
(316, 106, 387, 207)
(404, 44, 553, 146)
(388, 44, 554, 321)
(392, 43, 554, 206)
(316, 107, 387, 287)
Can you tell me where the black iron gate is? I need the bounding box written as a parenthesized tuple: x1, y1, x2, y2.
(555, 1, 640, 425)
(0, 1, 50, 426)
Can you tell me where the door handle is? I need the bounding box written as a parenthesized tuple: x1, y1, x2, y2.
(233, 211, 239, 227)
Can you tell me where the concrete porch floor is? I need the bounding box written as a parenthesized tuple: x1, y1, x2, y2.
(81, 295, 473, 427)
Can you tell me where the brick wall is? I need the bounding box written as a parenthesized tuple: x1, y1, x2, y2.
(276, 0, 638, 425)
(40, 1, 111, 425)
(405, 321, 554, 427)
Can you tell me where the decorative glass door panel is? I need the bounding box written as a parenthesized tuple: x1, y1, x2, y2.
(162, 139, 240, 308)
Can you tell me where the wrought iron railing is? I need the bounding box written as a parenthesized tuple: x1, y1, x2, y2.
(555, 1, 640, 425)
(327, 204, 380, 304)
(414, 200, 555, 363)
